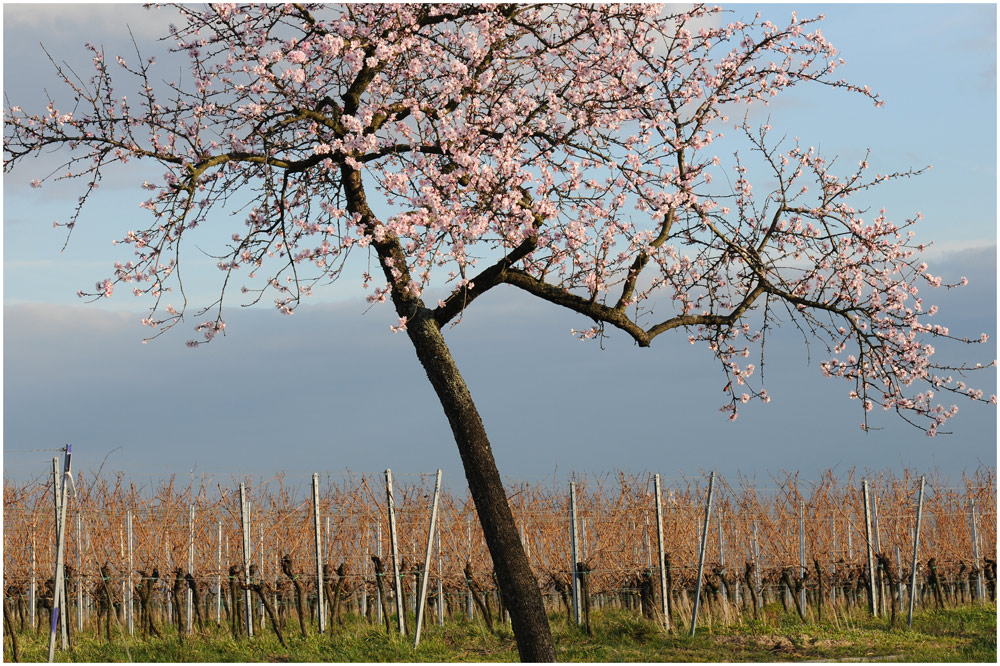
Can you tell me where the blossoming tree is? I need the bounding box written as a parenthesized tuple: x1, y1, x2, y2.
(5, 4, 992, 659)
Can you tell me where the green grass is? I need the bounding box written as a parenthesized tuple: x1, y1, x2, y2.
(7, 604, 996, 662)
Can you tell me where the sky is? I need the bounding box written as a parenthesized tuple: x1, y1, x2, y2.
(3, 3, 997, 493)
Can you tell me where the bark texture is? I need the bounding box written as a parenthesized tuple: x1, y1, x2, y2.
(343, 164, 555, 661)
(405, 312, 555, 660)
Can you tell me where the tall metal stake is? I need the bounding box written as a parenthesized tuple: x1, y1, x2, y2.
(871, 485, 886, 615)
(969, 498, 984, 601)
(311, 474, 326, 634)
(30, 534, 36, 630)
(239, 483, 254, 637)
(258, 524, 265, 630)
(436, 520, 445, 627)
(894, 546, 903, 610)
(77, 512, 84, 632)
(47, 445, 72, 662)
(376, 520, 383, 625)
(414, 469, 443, 648)
(569, 480, 581, 626)
(216, 520, 223, 624)
(907, 475, 925, 628)
(862, 480, 877, 617)
(466, 516, 473, 619)
(752, 521, 762, 608)
(127, 510, 134, 635)
(654, 474, 670, 632)
(385, 469, 406, 635)
(50, 457, 68, 648)
(187, 504, 195, 633)
(689, 471, 716, 637)
(799, 500, 806, 614)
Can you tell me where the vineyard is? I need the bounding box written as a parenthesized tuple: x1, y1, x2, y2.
(3, 462, 996, 661)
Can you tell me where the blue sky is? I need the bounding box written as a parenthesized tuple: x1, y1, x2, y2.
(3, 3, 996, 488)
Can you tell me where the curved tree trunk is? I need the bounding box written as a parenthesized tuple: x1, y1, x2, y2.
(342, 165, 556, 661)
(403, 312, 556, 661)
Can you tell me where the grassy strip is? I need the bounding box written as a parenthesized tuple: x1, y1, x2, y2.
(8, 604, 996, 662)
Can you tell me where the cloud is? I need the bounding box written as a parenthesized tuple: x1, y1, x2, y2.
(5, 247, 995, 486)
(4, 4, 179, 42)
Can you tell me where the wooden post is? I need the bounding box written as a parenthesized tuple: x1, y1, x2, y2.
(385, 469, 406, 635)
(907, 475, 925, 628)
(311, 474, 326, 634)
(862, 480, 877, 617)
(653, 474, 670, 632)
(239, 483, 254, 637)
(414, 470, 443, 648)
(569, 480, 581, 626)
(47, 446, 72, 662)
(690, 471, 716, 637)
(969, 498, 984, 601)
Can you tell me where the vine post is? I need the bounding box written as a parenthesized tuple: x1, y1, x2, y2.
(690, 471, 716, 637)
(907, 476, 926, 628)
(77, 512, 84, 633)
(799, 500, 806, 615)
(216, 520, 222, 624)
(414, 469, 442, 648)
(385, 469, 405, 636)
(653, 474, 670, 632)
(127, 510, 134, 636)
(46, 446, 71, 662)
(969, 498, 984, 601)
(862, 480, 877, 617)
(187, 504, 195, 634)
(569, 481, 581, 626)
(311, 474, 325, 634)
(239, 483, 254, 637)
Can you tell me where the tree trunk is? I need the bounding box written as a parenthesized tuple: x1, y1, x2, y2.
(370, 556, 393, 635)
(172, 568, 185, 643)
(280, 554, 308, 637)
(344, 165, 555, 661)
(464, 562, 494, 632)
(743, 561, 759, 620)
(3, 591, 20, 662)
(400, 312, 556, 660)
(185, 573, 205, 632)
